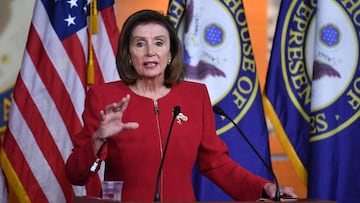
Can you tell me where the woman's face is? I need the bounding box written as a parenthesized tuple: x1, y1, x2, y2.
(129, 23, 171, 81)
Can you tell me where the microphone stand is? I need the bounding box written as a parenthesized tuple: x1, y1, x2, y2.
(212, 106, 281, 201)
(154, 106, 181, 202)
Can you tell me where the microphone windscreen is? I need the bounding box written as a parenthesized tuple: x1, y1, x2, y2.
(173, 106, 181, 116)
(212, 106, 225, 116)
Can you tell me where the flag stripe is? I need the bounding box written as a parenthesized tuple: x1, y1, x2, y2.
(7, 102, 66, 202)
(100, 7, 119, 54)
(21, 52, 74, 161)
(21, 52, 75, 195)
(32, 1, 87, 123)
(26, 26, 81, 149)
(34, 4, 86, 118)
(12, 67, 71, 202)
(1, 134, 33, 203)
(1, 0, 119, 201)
(93, 9, 120, 82)
(62, 36, 87, 87)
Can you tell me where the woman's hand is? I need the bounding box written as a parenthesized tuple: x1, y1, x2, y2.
(93, 94, 139, 152)
(263, 183, 297, 200)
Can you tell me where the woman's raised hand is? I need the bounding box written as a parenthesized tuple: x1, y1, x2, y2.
(93, 94, 139, 152)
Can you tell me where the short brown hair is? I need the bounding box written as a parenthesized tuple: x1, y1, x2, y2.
(116, 9, 185, 87)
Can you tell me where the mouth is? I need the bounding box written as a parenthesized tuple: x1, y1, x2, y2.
(144, 62, 158, 67)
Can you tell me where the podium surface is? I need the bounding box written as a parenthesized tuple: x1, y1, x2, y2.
(73, 196, 337, 203)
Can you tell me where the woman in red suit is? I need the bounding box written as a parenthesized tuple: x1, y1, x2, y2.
(65, 9, 297, 201)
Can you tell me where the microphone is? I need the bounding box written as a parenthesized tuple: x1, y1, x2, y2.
(154, 106, 181, 201)
(212, 105, 281, 201)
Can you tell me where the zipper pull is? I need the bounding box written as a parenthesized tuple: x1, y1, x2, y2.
(90, 158, 101, 172)
(154, 100, 159, 114)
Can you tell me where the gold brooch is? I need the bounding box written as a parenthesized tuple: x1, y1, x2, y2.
(176, 112, 188, 125)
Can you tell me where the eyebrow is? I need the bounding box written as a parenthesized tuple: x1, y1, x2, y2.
(131, 35, 167, 41)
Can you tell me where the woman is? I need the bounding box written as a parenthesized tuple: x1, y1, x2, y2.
(65, 9, 296, 201)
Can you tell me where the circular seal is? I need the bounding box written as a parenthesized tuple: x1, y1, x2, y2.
(282, 1, 360, 142)
(172, 0, 259, 134)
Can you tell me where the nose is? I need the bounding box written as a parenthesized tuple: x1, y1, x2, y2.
(146, 45, 155, 56)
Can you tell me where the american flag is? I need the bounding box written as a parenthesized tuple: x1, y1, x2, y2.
(0, 0, 119, 202)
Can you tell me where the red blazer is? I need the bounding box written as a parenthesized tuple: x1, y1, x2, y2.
(65, 80, 269, 201)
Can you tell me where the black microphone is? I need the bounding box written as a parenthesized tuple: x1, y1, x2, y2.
(154, 106, 181, 201)
(212, 105, 281, 201)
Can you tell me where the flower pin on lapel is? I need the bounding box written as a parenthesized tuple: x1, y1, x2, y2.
(176, 112, 188, 125)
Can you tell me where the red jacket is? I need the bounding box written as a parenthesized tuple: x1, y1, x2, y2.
(65, 80, 269, 201)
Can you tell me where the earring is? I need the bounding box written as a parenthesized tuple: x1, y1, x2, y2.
(128, 59, 132, 65)
(167, 58, 172, 65)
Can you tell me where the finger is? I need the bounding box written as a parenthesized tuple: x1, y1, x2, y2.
(119, 94, 131, 111)
(113, 94, 131, 112)
(123, 122, 139, 130)
(105, 102, 118, 114)
(99, 110, 106, 121)
(280, 187, 297, 198)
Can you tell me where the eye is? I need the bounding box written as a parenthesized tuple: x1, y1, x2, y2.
(135, 41, 145, 48)
(155, 41, 164, 47)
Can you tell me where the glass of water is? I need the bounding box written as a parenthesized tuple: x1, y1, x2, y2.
(102, 181, 124, 201)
